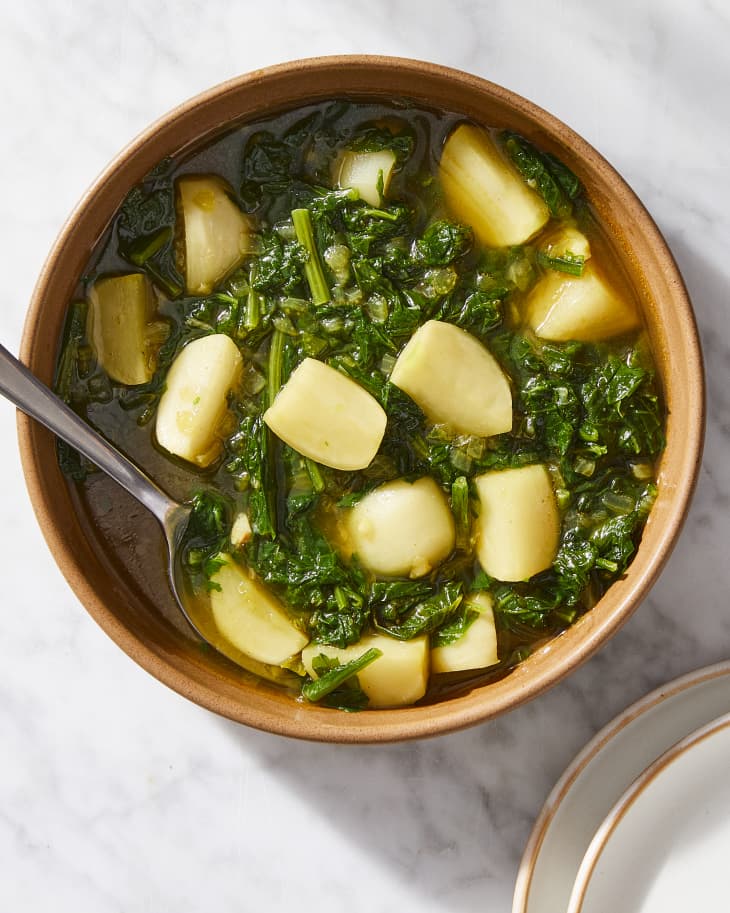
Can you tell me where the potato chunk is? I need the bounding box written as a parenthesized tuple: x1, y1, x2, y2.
(525, 263, 638, 341)
(431, 591, 499, 674)
(210, 555, 309, 666)
(540, 225, 592, 262)
(346, 477, 455, 578)
(439, 124, 550, 247)
(229, 511, 252, 547)
(155, 334, 242, 466)
(474, 464, 560, 581)
(178, 176, 253, 295)
(337, 149, 396, 207)
(390, 320, 512, 436)
(302, 633, 429, 708)
(87, 273, 158, 385)
(263, 358, 387, 471)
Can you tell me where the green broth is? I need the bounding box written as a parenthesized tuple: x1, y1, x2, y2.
(56, 99, 665, 708)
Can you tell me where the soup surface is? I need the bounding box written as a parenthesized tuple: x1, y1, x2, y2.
(56, 100, 665, 710)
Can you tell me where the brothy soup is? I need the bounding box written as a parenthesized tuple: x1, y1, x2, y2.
(56, 100, 664, 710)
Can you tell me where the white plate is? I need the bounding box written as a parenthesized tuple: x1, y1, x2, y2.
(512, 662, 730, 913)
(567, 711, 730, 913)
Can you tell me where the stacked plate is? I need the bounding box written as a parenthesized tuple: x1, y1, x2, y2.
(512, 662, 730, 913)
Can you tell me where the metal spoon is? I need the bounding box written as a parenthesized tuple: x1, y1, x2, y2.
(1, 343, 300, 686)
(0, 341, 203, 640)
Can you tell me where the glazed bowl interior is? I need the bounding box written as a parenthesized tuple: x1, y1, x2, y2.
(18, 56, 704, 742)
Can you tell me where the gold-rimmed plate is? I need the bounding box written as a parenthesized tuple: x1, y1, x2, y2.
(567, 710, 730, 912)
(513, 661, 730, 913)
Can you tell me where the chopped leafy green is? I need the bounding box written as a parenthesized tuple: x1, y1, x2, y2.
(434, 288, 504, 337)
(302, 648, 382, 707)
(431, 607, 480, 648)
(116, 158, 184, 298)
(349, 125, 415, 165)
(489, 333, 665, 475)
(371, 580, 463, 640)
(580, 352, 665, 459)
(240, 132, 295, 204)
(181, 491, 231, 591)
(239, 121, 316, 213)
(501, 132, 582, 220)
(379, 384, 429, 476)
(543, 151, 583, 202)
(226, 414, 276, 537)
(251, 232, 307, 295)
(416, 220, 473, 266)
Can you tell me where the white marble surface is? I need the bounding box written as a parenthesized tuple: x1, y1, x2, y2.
(1, 1, 728, 910)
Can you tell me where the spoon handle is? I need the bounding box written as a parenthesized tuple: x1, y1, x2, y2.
(0, 343, 178, 525)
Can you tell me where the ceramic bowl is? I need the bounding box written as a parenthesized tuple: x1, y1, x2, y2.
(17, 56, 704, 742)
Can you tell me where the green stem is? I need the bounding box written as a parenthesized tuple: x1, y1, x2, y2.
(261, 329, 287, 539)
(144, 261, 182, 299)
(292, 208, 330, 305)
(128, 226, 173, 266)
(361, 206, 399, 222)
(246, 288, 261, 330)
(302, 648, 382, 703)
(451, 476, 470, 551)
(267, 328, 286, 408)
(246, 264, 262, 329)
(305, 458, 325, 493)
(536, 250, 585, 277)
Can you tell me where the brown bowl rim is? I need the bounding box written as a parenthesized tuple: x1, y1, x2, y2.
(17, 55, 705, 742)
